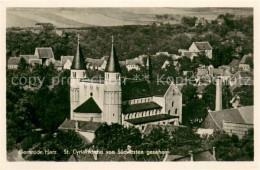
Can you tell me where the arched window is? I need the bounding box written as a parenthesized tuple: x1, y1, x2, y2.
(175, 109, 178, 114)
(172, 101, 174, 107)
(73, 72, 76, 78)
(168, 110, 171, 114)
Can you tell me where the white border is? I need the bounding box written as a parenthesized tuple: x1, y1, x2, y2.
(0, 0, 259, 170)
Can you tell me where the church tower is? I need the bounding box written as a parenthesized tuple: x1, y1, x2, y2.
(70, 34, 87, 120)
(103, 36, 122, 125)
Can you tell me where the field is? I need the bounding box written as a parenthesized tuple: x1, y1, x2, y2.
(6, 8, 253, 28)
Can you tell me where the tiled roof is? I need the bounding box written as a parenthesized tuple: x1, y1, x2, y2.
(229, 59, 240, 66)
(119, 61, 126, 66)
(126, 58, 142, 65)
(29, 59, 42, 65)
(86, 58, 105, 67)
(171, 150, 216, 161)
(150, 81, 172, 96)
(59, 119, 101, 131)
(125, 114, 175, 125)
(212, 68, 224, 76)
(237, 106, 253, 124)
(194, 42, 212, 50)
(122, 80, 152, 101)
(35, 47, 54, 59)
(74, 97, 102, 113)
(240, 54, 253, 64)
(143, 124, 181, 136)
(54, 60, 63, 67)
(196, 69, 208, 77)
(61, 56, 74, 65)
(122, 102, 162, 114)
(19, 55, 38, 63)
(200, 106, 254, 129)
(8, 57, 21, 65)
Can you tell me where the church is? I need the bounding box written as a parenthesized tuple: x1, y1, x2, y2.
(59, 35, 183, 139)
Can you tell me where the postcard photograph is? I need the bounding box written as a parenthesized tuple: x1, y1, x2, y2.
(4, 6, 255, 163)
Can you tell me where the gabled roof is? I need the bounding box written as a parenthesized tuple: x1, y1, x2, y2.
(74, 97, 102, 113)
(58, 119, 101, 131)
(126, 114, 175, 125)
(170, 150, 216, 161)
(29, 59, 42, 65)
(71, 38, 86, 70)
(143, 124, 181, 136)
(8, 57, 21, 65)
(196, 69, 208, 77)
(122, 102, 162, 114)
(19, 55, 38, 63)
(86, 58, 105, 67)
(212, 68, 224, 76)
(229, 59, 240, 66)
(122, 80, 152, 101)
(194, 42, 212, 50)
(61, 56, 74, 65)
(200, 106, 254, 130)
(35, 47, 54, 59)
(105, 37, 121, 73)
(126, 58, 142, 66)
(54, 60, 63, 67)
(240, 53, 253, 64)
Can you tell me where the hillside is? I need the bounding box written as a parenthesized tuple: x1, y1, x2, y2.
(6, 8, 253, 28)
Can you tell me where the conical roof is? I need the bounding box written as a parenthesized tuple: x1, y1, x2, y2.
(105, 36, 121, 73)
(71, 34, 86, 70)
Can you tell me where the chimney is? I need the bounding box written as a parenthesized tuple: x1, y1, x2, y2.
(189, 150, 193, 162)
(215, 77, 222, 111)
(213, 147, 216, 159)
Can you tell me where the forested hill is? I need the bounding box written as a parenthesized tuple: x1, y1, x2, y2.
(6, 14, 253, 67)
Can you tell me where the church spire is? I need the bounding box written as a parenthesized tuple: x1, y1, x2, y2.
(71, 33, 86, 70)
(105, 35, 121, 73)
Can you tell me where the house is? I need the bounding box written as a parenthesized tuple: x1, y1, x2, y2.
(156, 52, 170, 56)
(196, 68, 209, 79)
(85, 56, 108, 71)
(125, 57, 145, 71)
(239, 53, 253, 71)
(164, 150, 216, 161)
(34, 47, 55, 65)
(7, 57, 21, 69)
(188, 42, 213, 59)
(199, 106, 253, 139)
(19, 55, 39, 64)
(59, 36, 183, 141)
(195, 18, 207, 26)
(230, 71, 254, 90)
(61, 56, 74, 70)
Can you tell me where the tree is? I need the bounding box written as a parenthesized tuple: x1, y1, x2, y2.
(182, 98, 208, 126)
(233, 85, 254, 106)
(181, 83, 198, 105)
(93, 123, 142, 151)
(206, 130, 242, 161)
(181, 16, 197, 27)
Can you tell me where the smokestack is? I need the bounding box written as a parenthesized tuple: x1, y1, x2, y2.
(189, 150, 193, 162)
(213, 147, 216, 159)
(215, 77, 222, 111)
